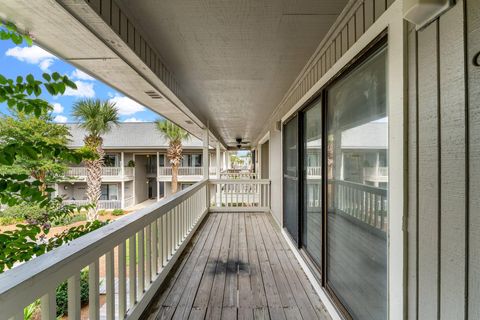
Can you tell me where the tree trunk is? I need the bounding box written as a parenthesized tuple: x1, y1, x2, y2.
(84, 135, 104, 221)
(171, 164, 179, 193)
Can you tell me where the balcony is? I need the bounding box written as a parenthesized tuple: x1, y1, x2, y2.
(157, 166, 225, 181)
(62, 197, 134, 210)
(0, 178, 286, 320)
(65, 167, 135, 182)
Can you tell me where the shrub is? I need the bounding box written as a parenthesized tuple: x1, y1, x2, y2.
(112, 209, 125, 216)
(51, 213, 87, 226)
(0, 216, 22, 226)
(0, 203, 47, 222)
(98, 209, 107, 216)
(127, 160, 135, 167)
(56, 269, 89, 317)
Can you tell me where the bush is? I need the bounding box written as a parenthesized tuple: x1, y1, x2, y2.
(0, 203, 47, 222)
(98, 209, 107, 216)
(0, 216, 22, 226)
(112, 209, 124, 216)
(56, 269, 89, 317)
(51, 213, 87, 226)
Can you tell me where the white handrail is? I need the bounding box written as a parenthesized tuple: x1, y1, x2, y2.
(208, 179, 270, 212)
(157, 166, 204, 176)
(0, 180, 209, 319)
(219, 172, 257, 179)
(66, 167, 130, 177)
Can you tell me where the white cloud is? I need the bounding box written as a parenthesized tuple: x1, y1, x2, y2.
(64, 81, 95, 98)
(109, 95, 145, 116)
(53, 115, 68, 123)
(71, 69, 95, 81)
(123, 117, 145, 122)
(5, 45, 57, 71)
(51, 102, 64, 113)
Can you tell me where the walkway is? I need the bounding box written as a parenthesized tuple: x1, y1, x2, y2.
(143, 212, 331, 320)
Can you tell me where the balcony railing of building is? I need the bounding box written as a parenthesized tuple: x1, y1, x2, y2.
(0, 178, 271, 320)
(66, 167, 134, 178)
(363, 166, 388, 182)
(219, 171, 257, 179)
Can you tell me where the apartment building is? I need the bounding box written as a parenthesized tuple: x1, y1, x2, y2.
(56, 122, 227, 209)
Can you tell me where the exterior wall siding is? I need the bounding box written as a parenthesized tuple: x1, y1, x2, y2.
(256, 0, 478, 318)
(407, 0, 479, 318)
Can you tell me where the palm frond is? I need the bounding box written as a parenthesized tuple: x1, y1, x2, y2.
(72, 99, 119, 137)
(155, 119, 190, 143)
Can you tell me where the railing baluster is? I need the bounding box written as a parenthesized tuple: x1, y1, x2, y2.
(152, 220, 158, 275)
(128, 235, 137, 308)
(145, 225, 152, 285)
(41, 288, 56, 320)
(162, 214, 167, 265)
(89, 260, 100, 320)
(138, 229, 145, 294)
(68, 272, 81, 320)
(105, 250, 115, 320)
(118, 241, 127, 318)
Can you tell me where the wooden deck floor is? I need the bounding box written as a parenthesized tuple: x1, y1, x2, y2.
(143, 212, 331, 320)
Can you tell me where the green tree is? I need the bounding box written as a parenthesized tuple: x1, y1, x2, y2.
(72, 98, 119, 220)
(155, 119, 190, 193)
(0, 111, 71, 194)
(0, 21, 105, 273)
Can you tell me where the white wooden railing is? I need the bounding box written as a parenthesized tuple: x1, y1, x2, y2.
(363, 166, 388, 181)
(209, 179, 270, 211)
(66, 167, 131, 178)
(158, 166, 204, 176)
(63, 199, 122, 210)
(0, 180, 208, 320)
(219, 172, 257, 179)
(306, 166, 322, 177)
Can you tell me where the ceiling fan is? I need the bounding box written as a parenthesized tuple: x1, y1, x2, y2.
(235, 137, 250, 149)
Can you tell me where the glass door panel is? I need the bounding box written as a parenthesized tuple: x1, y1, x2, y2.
(326, 46, 388, 320)
(283, 115, 299, 243)
(303, 99, 323, 266)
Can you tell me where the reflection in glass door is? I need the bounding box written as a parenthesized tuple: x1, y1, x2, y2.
(303, 99, 323, 266)
(283, 115, 299, 243)
(326, 45, 388, 320)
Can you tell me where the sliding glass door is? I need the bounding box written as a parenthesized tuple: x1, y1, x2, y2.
(326, 45, 388, 320)
(302, 99, 323, 266)
(283, 115, 299, 243)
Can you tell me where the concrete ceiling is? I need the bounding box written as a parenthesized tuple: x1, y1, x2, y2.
(116, 0, 348, 146)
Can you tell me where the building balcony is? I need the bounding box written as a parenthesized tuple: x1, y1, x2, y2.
(65, 167, 135, 182)
(62, 197, 134, 210)
(157, 166, 224, 181)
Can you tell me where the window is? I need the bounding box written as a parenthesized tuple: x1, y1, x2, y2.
(326, 45, 387, 320)
(100, 184, 119, 200)
(281, 39, 388, 320)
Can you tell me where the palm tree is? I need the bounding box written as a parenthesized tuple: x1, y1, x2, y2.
(155, 119, 190, 194)
(72, 99, 119, 220)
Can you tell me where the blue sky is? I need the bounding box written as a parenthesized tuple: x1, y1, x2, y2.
(0, 40, 160, 123)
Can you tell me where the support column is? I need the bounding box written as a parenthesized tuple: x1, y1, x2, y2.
(216, 143, 221, 179)
(202, 128, 209, 179)
(132, 154, 136, 205)
(156, 151, 160, 201)
(121, 152, 125, 208)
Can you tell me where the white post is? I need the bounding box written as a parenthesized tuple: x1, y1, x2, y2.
(121, 152, 125, 208)
(257, 146, 262, 178)
(132, 154, 136, 205)
(216, 143, 221, 179)
(375, 151, 380, 187)
(202, 128, 209, 179)
(156, 152, 160, 201)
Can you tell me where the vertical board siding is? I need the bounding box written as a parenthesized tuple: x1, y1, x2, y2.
(467, 0, 480, 318)
(85, 0, 185, 105)
(416, 22, 440, 320)
(408, 0, 472, 318)
(439, 1, 466, 319)
(407, 25, 418, 320)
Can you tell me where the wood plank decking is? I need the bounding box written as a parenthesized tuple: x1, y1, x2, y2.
(143, 212, 331, 320)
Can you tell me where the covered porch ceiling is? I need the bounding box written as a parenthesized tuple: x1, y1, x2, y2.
(115, 0, 347, 147)
(0, 0, 348, 148)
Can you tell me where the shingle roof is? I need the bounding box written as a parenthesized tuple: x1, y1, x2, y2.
(65, 122, 203, 149)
